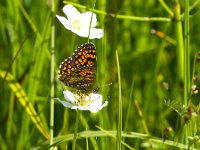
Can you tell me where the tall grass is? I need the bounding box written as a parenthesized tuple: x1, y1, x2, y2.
(50, 0, 55, 149)
(0, 0, 200, 149)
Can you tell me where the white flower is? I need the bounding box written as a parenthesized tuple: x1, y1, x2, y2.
(55, 90, 108, 113)
(56, 4, 103, 39)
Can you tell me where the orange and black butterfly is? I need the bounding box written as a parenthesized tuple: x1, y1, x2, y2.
(58, 43, 96, 94)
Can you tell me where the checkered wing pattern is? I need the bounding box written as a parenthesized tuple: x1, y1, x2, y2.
(58, 43, 96, 93)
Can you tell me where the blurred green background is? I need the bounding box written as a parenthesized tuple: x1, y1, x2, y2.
(0, 0, 200, 149)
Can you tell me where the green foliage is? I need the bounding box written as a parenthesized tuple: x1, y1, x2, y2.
(0, 0, 200, 149)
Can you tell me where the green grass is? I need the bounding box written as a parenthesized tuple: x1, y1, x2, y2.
(1, 0, 200, 149)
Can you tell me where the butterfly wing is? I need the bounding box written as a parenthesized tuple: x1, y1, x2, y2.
(58, 43, 96, 93)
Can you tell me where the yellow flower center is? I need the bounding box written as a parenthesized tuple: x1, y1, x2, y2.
(74, 94, 91, 106)
(72, 19, 81, 30)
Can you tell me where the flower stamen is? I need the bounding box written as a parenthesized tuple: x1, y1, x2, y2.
(72, 19, 82, 30)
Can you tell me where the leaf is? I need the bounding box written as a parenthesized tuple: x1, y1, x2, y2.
(0, 71, 50, 139)
(164, 99, 187, 116)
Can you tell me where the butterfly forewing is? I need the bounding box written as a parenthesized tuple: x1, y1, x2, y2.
(58, 43, 96, 93)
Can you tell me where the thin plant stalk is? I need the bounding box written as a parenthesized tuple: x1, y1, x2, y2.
(134, 100, 150, 135)
(87, 0, 96, 43)
(72, 110, 81, 150)
(116, 50, 122, 150)
(50, 0, 55, 148)
(159, 0, 174, 17)
(86, 128, 89, 150)
(6, 37, 26, 139)
(184, 0, 190, 108)
(80, 115, 99, 149)
(124, 76, 134, 131)
(184, 0, 190, 145)
(64, 1, 170, 22)
(122, 77, 134, 150)
(173, 0, 184, 81)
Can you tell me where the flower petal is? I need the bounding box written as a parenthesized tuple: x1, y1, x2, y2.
(63, 90, 75, 103)
(71, 28, 103, 39)
(88, 28, 104, 39)
(102, 101, 108, 108)
(80, 12, 97, 27)
(89, 93, 102, 100)
(55, 97, 75, 108)
(56, 15, 73, 30)
(71, 28, 88, 37)
(56, 4, 103, 39)
(87, 94, 108, 113)
(91, 100, 108, 113)
(62, 4, 80, 21)
(71, 105, 89, 110)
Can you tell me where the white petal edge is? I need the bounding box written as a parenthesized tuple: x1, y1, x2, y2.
(62, 4, 80, 21)
(89, 93, 102, 100)
(88, 28, 104, 39)
(71, 100, 108, 113)
(88, 95, 103, 112)
(56, 91, 108, 113)
(56, 15, 73, 30)
(89, 101, 108, 113)
(88, 93, 107, 113)
(71, 105, 90, 110)
(71, 28, 103, 39)
(63, 90, 75, 103)
(55, 98, 75, 108)
(80, 12, 97, 27)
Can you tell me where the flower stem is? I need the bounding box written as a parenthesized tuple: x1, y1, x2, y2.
(184, 0, 190, 109)
(159, 0, 174, 17)
(64, 1, 171, 22)
(184, 0, 190, 145)
(50, 0, 55, 148)
(72, 110, 81, 150)
(87, 0, 96, 42)
(173, 0, 184, 81)
(116, 50, 122, 150)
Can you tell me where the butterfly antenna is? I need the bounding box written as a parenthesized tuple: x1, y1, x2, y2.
(101, 82, 113, 87)
(93, 82, 112, 93)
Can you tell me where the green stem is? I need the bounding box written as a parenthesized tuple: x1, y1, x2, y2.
(124, 76, 134, 132)
(116, 50, 122, 150)
(173, 0, 184, 81)
(72, 110, 81, 150)
(64, 1, 170, 22)
(184, 0, 190, 106)
(159, 0, 174, 17)
(184, 0, 190, 145)
(181, 0, 200, 18)
(50, 0, 55, 148)
(87, 0, 96, 42)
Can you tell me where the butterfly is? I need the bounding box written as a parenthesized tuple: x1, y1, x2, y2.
(58, 43, 96, 94)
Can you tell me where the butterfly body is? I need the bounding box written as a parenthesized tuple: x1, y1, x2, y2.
(58, 43, 96, 94)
